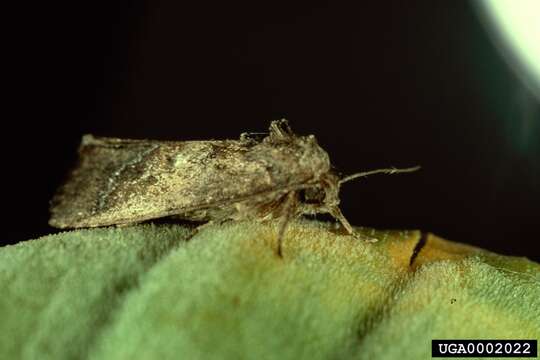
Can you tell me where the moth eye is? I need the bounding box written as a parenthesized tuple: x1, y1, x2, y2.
(299, 187, 325, 204)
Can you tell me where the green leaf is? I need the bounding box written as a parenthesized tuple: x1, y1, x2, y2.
(1, 221, 538, 359)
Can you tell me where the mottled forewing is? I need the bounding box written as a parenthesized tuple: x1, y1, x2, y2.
(49, 136, 281, 228)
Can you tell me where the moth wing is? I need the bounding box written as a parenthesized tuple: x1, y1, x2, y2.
(49, 135, 283, 228)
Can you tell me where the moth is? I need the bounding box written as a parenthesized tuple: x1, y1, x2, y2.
(49, 120, 419, 256)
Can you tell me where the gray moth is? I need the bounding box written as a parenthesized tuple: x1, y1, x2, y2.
(49, 119, 419, 256)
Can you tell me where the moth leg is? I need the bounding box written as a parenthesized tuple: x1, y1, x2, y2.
(276, 191, 297, 258)
(328, 206, 378, 243)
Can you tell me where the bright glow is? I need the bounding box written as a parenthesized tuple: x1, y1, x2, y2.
(477, 0, 540, 98)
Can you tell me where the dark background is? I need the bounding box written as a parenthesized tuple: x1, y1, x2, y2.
(5, 1, 539, 261)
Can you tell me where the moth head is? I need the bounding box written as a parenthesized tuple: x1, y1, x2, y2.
(299, 172, 341, 209)
(299, 186, 326, 205)
(320, 171, 341, 207)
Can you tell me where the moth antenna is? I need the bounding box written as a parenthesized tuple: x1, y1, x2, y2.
(339, 166, 421, 185)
